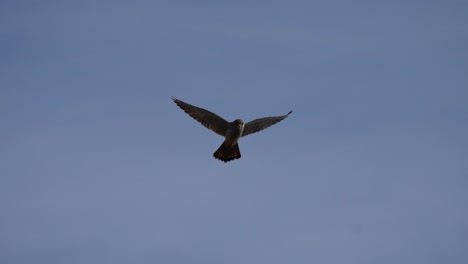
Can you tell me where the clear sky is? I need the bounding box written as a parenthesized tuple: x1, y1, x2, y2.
(1, 1, 467, 263)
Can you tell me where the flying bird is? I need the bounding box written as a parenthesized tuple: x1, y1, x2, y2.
(171, 97, 292, 162)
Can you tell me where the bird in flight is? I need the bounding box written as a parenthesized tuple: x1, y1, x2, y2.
(172, 97, 292, 162)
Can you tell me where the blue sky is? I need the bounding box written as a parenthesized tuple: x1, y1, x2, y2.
(1, 1, 467, 263)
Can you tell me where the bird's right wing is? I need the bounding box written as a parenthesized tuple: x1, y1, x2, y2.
(172, 97, 229, 137)
(241, 111, 292, 137)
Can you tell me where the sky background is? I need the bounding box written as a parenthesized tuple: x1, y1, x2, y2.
(1, 0, 468, 263)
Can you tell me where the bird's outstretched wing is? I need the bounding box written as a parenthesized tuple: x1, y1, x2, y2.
(172, 97, 229, 137)
(241, 111, 292, 137)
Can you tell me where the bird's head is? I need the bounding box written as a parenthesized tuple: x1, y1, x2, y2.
(233, 119, 244, 128)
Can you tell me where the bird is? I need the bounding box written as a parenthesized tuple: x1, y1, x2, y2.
(171, 97, 292, 162)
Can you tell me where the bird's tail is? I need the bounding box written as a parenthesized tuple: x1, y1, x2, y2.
(213, 141, 241, 162)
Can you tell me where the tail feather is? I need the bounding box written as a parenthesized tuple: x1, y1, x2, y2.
(213, 142, 241, 162)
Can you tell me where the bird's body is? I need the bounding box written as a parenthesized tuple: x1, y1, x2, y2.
(225, 119, 244, 146)
(213, 119, 244, 162)
(172, 97, 291, 162)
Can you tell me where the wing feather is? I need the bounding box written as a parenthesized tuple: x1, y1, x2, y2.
(241, 111, 292, 137)
(172, 97, 229, 136)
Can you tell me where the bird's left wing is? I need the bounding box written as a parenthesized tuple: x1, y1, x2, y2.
(172, 97, 229, 137)
(241, 111, 292, 137)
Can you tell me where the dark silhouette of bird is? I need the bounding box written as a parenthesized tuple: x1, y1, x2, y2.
(172, 97, 292, 162)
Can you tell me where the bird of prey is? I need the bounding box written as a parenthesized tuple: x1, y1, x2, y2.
(172, 97, 292, 162)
